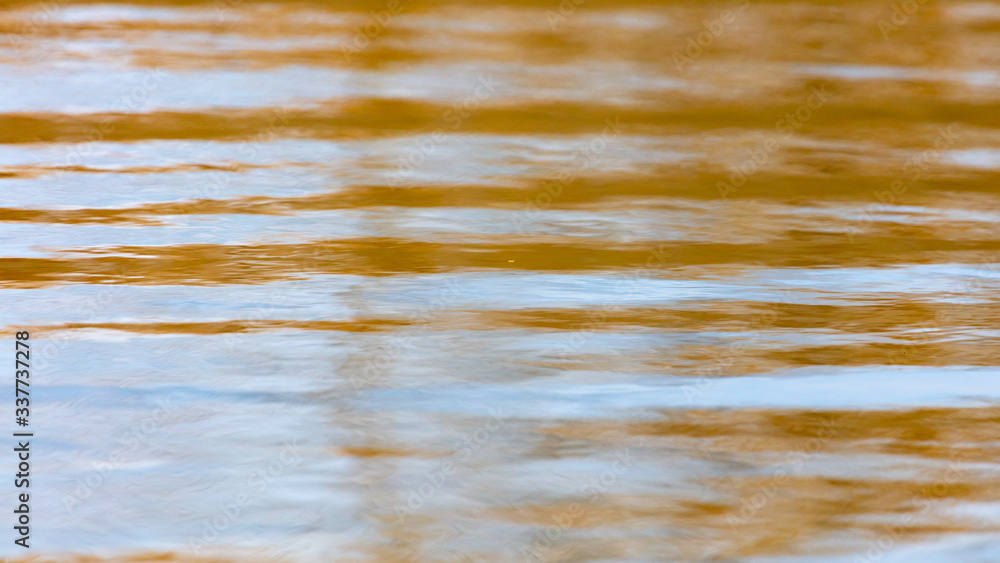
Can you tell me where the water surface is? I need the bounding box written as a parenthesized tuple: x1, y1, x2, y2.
(3, 0, 1000, 561)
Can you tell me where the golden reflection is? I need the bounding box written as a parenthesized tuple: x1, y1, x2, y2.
(4, 0, 1000, 560)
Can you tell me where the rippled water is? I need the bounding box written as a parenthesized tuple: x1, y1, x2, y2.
(3, 0, 1000, 561)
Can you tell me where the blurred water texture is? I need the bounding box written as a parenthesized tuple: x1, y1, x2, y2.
(2, 0, 1000, 561)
